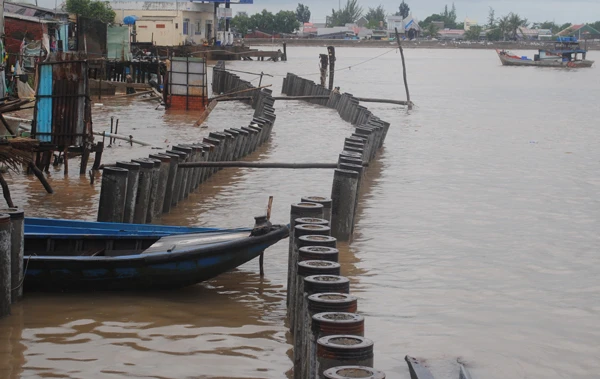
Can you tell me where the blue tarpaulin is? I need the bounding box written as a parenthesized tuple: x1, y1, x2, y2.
(36, 65, 53, 142)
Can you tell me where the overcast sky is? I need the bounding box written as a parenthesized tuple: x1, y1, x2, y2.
(228, 0, 599, 25)
(29, 0, 599, 25)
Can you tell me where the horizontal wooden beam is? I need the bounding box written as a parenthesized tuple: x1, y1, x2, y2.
(272, 96, 329, 100)
(178, 161, 340, 169)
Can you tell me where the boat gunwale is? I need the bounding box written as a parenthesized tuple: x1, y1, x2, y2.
(24, 224, 289, 263)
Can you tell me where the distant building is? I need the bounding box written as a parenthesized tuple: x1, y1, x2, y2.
(517, 27, 553, 40)
(110, 1, 216, 45)
(438, 29, 465, 40)
(386, 14, 421, 39)
(464, 17, 477, 31)
(431, 21, 445, 31)
(556, 24, 600, 39)
(356, 16, 368, 28)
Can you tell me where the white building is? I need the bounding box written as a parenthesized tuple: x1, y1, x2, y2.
(386, 14, 421, 39)
(110, 1, 216, 46)
(464, 17, 477, 31)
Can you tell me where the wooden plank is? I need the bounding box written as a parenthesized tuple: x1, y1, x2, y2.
(405, 356, 435, 379)
(193, 99, 217, 127)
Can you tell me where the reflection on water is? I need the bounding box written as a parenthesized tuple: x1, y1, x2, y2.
(1, 47, 599, 378)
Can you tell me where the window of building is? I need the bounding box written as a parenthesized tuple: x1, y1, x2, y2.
(183, 18, 190, 35)
(196, 20, 202, 35)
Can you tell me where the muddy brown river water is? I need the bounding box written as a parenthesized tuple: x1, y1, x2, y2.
(0, 47, 599, 378)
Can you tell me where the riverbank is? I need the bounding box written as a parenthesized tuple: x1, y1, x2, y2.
(245, 38, 600, 50)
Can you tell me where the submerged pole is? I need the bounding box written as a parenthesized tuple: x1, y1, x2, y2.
(0, 214, 11, 318)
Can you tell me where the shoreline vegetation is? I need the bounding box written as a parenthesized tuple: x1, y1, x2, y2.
(244, 38, 600, 51)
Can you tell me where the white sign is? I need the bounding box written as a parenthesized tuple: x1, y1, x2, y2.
(217, 8, 233, 19)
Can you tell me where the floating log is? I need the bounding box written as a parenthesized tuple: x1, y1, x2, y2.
(177, 161, 340, 169)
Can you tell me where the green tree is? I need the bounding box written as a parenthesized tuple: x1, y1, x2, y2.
(231, 12, 252, 36)
(508, 13, 527, 39)
(487, 7, 496, 28)
(295, 3, 311, 23)
(420, 13, 444, 31)
(534, 21, 560, 34)
(559, 22, 572, 32)
(497, 15, 510, 40)
(66, 0, 116, 24)
(425, 23, 440, 38)
(396, 1, 410, 18)
(250, 9, 275, 32)
(275, 10, 300, 34)
(589, 21, 600, 32)
(328, 0, 363, 26)
(464, 25, 482, 41)
(449, 3, 457, 24)
(365, 5, 386, 29)
(232, 9, 299, 35)
(486, 28, 502, 41)
(421, 4, 458, 30)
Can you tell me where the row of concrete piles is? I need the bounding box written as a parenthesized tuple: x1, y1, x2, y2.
(280, 73, 394, 378)
(284, 201, 386, 379)
(96, 70, 277, 224)
(281, 73, 390, 242)
(0, 208, 25, 319)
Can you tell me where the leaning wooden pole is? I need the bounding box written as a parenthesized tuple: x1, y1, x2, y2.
(394, 28, 413, 110)
(0, 173, 15, 208)
(327, 46, 336, 90)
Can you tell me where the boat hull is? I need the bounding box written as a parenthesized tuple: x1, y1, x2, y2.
(23, 223, 289, 291)
(496, 50, 594, 68)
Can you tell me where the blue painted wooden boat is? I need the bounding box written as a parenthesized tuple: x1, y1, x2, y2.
(23, 217, 289, 291)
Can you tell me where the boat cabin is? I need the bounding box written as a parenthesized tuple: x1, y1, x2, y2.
(534, 36, 587, 62)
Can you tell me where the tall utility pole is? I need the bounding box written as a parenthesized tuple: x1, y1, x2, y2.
(225, 0, 230, 32)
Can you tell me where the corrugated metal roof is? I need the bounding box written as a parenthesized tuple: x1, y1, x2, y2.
(5, 12, 58, 23)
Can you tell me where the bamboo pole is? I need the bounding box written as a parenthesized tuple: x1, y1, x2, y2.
(394, 28, 413, 110)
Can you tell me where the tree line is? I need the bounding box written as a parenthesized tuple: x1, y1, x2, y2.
(230, 1, 600, 40)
